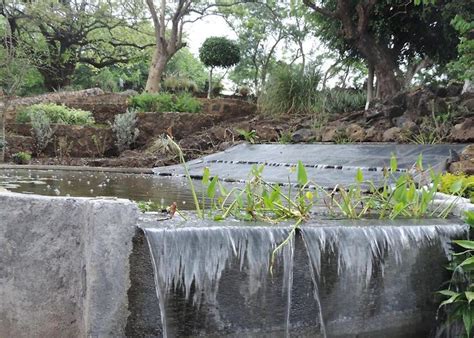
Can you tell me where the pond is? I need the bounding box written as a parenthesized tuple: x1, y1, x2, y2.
(0, 168, 204, 210)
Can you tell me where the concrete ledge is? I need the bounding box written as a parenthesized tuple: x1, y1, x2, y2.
(0, 191, 138, 337)
(0, 164, 154, 174)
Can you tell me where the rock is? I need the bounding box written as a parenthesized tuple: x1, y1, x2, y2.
(460, 98, 474, 112)
(256, 125, 279, 142)
(346, 124, 366, 142)
(383, 105, 405, 119)
(382, 127, 402, 142)
(364, 127, 382, 142)
(462, 80, 474, 95)
(321, 126, 339, 142)
(451, 118, 474, 142)
(291, 128, 315, 143)
(447, 144, 474, 174)
(446, 83, 464, 97)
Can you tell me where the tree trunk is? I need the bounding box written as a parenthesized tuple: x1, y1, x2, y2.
(356, 35, 400, 98)
(145, 48, 168, 93)
(207, 67, 213, 99)
(0, 100, 5, 163)
(365, 62, 374, 110)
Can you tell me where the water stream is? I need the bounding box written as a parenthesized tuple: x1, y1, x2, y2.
(142, 219, 466, 337)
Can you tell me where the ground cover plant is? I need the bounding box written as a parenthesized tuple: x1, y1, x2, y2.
(17, 103, 94, 125)
(439, 173, 474, 203)
(129, 92, 202, 113)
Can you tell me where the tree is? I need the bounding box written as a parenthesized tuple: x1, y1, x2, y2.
(1, 1, 153, 91)
(0, 19, 34, 161)
(223, 2, 314, 95)
(199, 37, 240, 98)
(303, 0, 470, 99)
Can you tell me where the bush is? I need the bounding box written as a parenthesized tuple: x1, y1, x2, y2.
(129, 92, 202, 113)
(12, 151, 31, 164)
(258, 65, 321, 116)
(30, 110, 55, 155)
(17, 103, 94, 125)
(175, 93, 202, 113)
(111, 108, 139, 153)
(439, 173, 474, 201)
(163, 75, 198, 93)
(318, 89, 366, 115)
(258, 65, 365, 117)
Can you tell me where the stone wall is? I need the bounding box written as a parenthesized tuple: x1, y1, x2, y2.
(0, 192, 137, 337)
(4, 88, 129, 124)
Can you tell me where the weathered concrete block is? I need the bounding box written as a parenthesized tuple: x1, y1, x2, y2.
(0, 192, 137, 337)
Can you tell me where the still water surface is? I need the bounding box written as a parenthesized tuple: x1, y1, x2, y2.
(0, 169, 207, 210)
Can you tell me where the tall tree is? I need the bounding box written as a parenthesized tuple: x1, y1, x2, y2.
(303, 0, 470, 98)
(1, 0, 152, 90)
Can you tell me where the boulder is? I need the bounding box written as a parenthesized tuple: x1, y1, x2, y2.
(321, 126, 339, 142)
(346, 124, 366, 142)
(451, 118, 474, 142)
(382, 127, 402, 142)
(291, 128, 316, 143)
(364, 127, 383, 142)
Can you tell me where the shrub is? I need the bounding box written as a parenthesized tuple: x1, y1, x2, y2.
(318, 89, 366, 114)
(258, 65, 365, 117)
(17, 103, 94, 125)
(258, 65, 321, 116)
(439, 173, 474, 201)
(111, 108, 139, 153)
(12, 151, 31, 164)
(163, 75, 198, 93)
(129, 92, 202, 113)
(175, 93, 202, 113)
(30, 110, 55, 155)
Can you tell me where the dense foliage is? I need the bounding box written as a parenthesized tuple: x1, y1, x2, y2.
(129, 93, 202, 113)
(17, 104, 94, 125)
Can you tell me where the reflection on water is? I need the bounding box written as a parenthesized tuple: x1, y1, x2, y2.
(0, 169, 211, 210)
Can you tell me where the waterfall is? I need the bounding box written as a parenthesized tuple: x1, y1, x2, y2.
(141, 219, 466, 337)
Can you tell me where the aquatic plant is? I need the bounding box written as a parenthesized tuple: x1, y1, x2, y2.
(438, 211, 474, 337)
(148, 139, 462, 271)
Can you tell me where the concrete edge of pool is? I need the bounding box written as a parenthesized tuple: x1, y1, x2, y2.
(1, 190, 472, 337)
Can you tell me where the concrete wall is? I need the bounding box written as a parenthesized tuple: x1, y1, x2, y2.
(0, 192, 137, 337)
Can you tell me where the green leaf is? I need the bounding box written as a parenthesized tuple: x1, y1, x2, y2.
(416, 154, 423, 171)
(207, 176, 218, 199)
(390, 154, 398, 172)
(450, 179, 464, 194)
(454, 240, 474, 250)
(438, 290, 460, 297)
(439, 293, 460, 307)
(202, 167, 210, 185)
(460, 256, 474, 268)
(463, 307, 473, 338)
(355, 168, 364, 183)
(465, 291, 474, 304)
(297, 160, 308, 186)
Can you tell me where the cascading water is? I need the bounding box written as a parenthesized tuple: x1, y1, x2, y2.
(141, 218, 466, 337)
